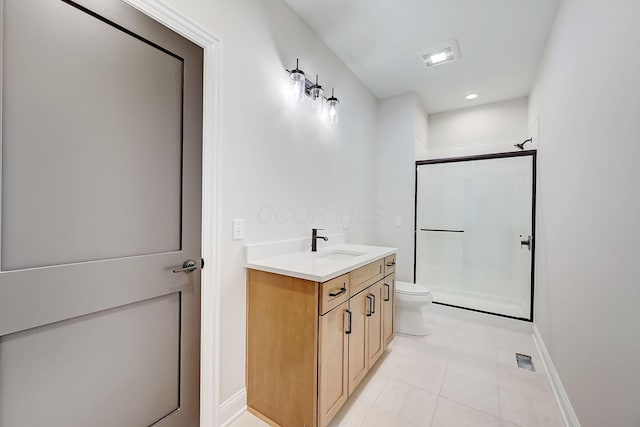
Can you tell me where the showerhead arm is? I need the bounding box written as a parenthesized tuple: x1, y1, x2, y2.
(514, 137, 533, 150)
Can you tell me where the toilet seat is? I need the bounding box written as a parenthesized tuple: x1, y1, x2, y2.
(395, 281, 431, 296)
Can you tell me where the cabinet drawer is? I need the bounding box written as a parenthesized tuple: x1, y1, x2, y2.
(350, 259, 384, 296)
(319, 274, 350, 315)
(384, 254, 396, 276)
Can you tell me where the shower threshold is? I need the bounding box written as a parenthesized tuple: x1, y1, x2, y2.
(432, 290, 528, 320)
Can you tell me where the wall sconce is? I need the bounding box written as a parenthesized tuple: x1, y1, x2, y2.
(288, 58, 306, 103)
(327, 88, 339, 123)
(309, 74, 324, 112)
(287, 58, 340, 122)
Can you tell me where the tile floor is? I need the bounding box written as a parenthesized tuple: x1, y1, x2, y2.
(230, 312, 564, 427)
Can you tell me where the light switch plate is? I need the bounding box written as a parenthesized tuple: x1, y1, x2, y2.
(394, 216, 402, 227)
(232, 219, 245, 240)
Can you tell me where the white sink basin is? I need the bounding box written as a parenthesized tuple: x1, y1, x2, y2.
(315, 249, 366, 261)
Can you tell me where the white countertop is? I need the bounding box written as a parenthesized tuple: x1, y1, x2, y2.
(245, 243, 397, 282)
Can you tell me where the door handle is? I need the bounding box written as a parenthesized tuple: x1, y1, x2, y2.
(345, 309, 352, 335)
(172, 259, 198, 273)
(386, 261, 396, 267)
(366, 295, 373, 317)
(371, 293, 376, 314)
(384, 283, 390, 302)
(520, 235, 533, 251)
(329, 287, 347, 297)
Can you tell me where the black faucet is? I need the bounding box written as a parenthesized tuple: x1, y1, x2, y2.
(311, 228, 328, 252)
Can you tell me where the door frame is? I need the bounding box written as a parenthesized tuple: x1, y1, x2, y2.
(120, 1, 222, 425)
(414, 150, 537, 322)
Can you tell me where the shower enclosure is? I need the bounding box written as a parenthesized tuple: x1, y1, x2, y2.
(414, 151, 536, 321)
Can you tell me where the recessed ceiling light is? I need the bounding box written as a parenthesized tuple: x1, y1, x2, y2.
(430, 52, 448, 64)
(418, 40, 460, 69)
(465, 93, 478, 100)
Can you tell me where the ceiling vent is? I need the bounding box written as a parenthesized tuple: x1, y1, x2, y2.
(418, 39, 460, 68)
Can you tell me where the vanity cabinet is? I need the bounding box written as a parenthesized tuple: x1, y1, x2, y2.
(247, 255, 396, 427)
(318, 299, 349, 426)
(366, 281, 384, 367)
(382, 272, 396, 347)
(384, 253, 396, 276)
(347, 288, 370, 395)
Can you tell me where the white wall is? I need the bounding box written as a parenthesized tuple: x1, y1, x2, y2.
(529, 0, 640, 425)
(427, 97, 529, 158)
(415, 101, 429, 160)
(160, 0, 379, 410)
(373, 94, 422, 282)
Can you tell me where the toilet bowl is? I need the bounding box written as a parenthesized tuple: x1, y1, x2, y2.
(395, 281, 433, 336)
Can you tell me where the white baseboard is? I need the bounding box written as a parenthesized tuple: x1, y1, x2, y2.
(532, 324, 581, 427)
(219, 388, 247, 427)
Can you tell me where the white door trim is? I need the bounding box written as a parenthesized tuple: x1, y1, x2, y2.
(120, 1, 222, 425)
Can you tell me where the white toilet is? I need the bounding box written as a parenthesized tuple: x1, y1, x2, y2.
(395, 281, 433, 336)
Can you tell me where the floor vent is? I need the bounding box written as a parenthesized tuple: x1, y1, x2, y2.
(516, 353, 535, 372)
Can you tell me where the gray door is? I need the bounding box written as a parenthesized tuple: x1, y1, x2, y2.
(0, 1, 203, 426)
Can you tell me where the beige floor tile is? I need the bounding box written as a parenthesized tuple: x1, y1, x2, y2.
(373, 378, 412, 413)
(401, 385, 439, 426)
(369, 350, 401, 378)
(422, 324, 456, 348)
(227, 412, 270, 427)
(352, 372, 389, 405)
(447, 350, 498, 385)
(498, 365, 554, 403)
(500, 420, 521, 427)
(456, 322, 502, 341)
(373, 378, 438, 426)
(360, 406, 420, 427)
(451, 332, 497, 361)
(328, 398, 372, 427)
(499, 388, 564, 427)
(495, 331, 536, 355)
(427, 312, 465, 329)
(431, 397, 501, 427)
(391, 334, 450, 368)
(440, 370, 500, 417)
(391, 355, 446, 394)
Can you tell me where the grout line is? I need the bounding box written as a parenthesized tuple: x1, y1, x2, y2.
(437, 396, 503, 423)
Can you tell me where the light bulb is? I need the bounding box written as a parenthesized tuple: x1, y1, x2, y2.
(290, 71, 305, 103)
(326, 88, 339, 123)
(309, 74, 324, 113)
(430, 52, 448, 64)
(289, 59, 306, 103)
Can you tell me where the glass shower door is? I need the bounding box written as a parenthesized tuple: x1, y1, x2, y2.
(415, 153, 535, 320)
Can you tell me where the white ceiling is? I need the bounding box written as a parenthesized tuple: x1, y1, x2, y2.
(282, 0, 560, 113)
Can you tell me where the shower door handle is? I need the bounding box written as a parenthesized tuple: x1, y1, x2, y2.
(520, 235, 532, 251)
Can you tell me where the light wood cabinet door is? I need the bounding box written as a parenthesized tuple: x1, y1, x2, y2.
(367, 281, 385, 367)
(347, 290, 369, 395)
(382, 273, 396, 347)
(318, 301, 350, 427)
